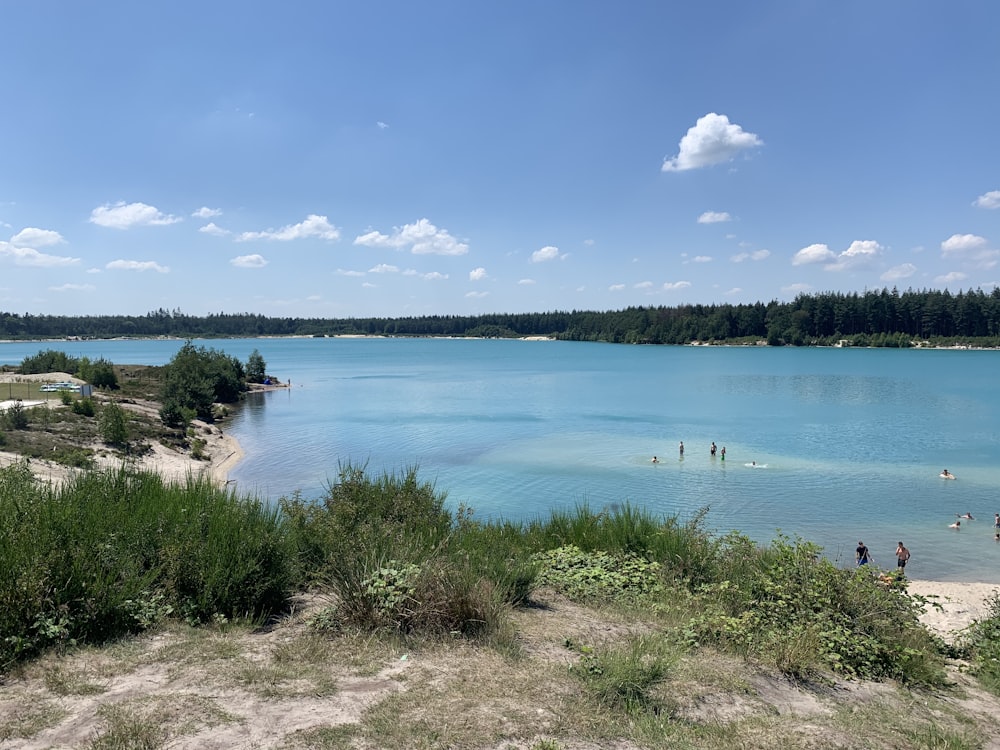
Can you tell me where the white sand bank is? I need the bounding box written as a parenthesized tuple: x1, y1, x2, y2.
(906, 580, 1000, 639)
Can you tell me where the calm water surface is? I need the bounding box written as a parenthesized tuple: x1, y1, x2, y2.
(3, 337, 999, 582)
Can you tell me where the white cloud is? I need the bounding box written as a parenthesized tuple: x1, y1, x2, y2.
(465, 291, 489, 299)
(517, 278, 535, 285)
(0, 241, 80, 267)
(10, 227, 65, 247)
(634, 281, 653, 289)
(377, 121, 389, 129)
(825, 240, 883, 271)
(90, 202, 181, 229)
(49, 283, 95, 292)
(793, 240, 882, 270)
(353, 218, 468, 255)
(697, 211, 731, 224)
(369, 263, 399, 274)
(792, 244, 836, 266)
(732, 249, 771, 262)
(199, 222, 230, 237)
(469, 267, 487, 281)
(941, 233, 987, 255)
(662, 281, 692, 291)
(662, 113, 762, 172)
(192, 206, 222, 219)
(973, 190, 1000, 209)
(336, 268, 365, 277)
(230, 254, 268, 268)
(105, 259, 169, 273)
(724, 287, 742, 295)
(880, 263, 917, 282)
(691, 255, 712, 263)
(531, 245, 563, 263)
(421, 271, 448, 280)
(935, 271, 968, 284)
(238, 214, 340, 242)
(609, 284, 625, 291)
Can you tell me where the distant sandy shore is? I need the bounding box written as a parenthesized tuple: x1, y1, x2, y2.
(0, 369, 244, 488)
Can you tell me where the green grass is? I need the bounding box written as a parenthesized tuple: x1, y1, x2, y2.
(0, 461, 957, 695)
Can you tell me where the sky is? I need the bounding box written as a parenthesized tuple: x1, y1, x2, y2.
(1, 1, 998, 319)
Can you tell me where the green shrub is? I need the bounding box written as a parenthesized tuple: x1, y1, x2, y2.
(0, 466, 293, 670)
(686, 534, 945, 683)
(569, 635, 675, 714)
(533, 545, 663, 602)
(1, 401, 29, 429)
(71, 397, 95, 417)
(957, 593, 1000, 694)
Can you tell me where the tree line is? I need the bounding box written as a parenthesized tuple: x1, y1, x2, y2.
(4, 287, 1000, 346)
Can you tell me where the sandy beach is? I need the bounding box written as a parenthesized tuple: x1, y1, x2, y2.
(0, 370, 244, 488)
(906, 579, 1000, 640)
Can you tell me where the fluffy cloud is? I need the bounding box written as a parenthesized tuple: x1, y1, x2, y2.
(354, 218, 467, 255)
(105, 259, 169, 273)
(880, 263, 917, 282)
(199, 222, 230, 237)
(49, 283, 96, 292)
(465, 291, 489, 299)
(517, 278, 536, 285)
(369, 264, 399, 273)
(192, 206, 222, 219)
(10, 227, 64, 247)
(691, 256, 712, 263)
(238, 214, 340, 242)
(662, 281, 691, 291)
(90, 202, 181, 229)
(792, 244, 837, 266)
(973, 191, 1000, 209)
(634, 281, 654, 289)
(662, 113, 762, 172)
(0, 241, 79, 267)
(941, 233, 987, 255)
(697, 211, 731, 224)
(935, 271, 968, 283)
(792, 241, 882, 270)
(609, 283, 625, 291)
(469, 267, 487, 281)
(230, 254, 268, 268)
(336, 268, 365, 277)
(732, 249, 770, 263)
(782, 282, 812, 295)
(531, 245, 563, 263)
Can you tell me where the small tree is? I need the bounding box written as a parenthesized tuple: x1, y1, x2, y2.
(246, 349, 267, 384)
(98, 402, 130, 447)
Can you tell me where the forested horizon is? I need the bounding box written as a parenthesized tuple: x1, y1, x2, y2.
(4, 286, 1000, 347)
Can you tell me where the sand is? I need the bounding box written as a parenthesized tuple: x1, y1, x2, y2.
(905, 579, 1000, 640)
(0, 369, 244, 488)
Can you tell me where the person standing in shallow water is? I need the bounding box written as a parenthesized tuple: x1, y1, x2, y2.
(855, 541, 870, 566)
(895, 542, 910, 575)
(679, 441, 684, 456)
(710, 442, 717, 456)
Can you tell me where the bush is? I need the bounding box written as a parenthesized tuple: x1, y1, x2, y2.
(0, 466, 293, 670)
(98, 401, 129, 446)
(71, 397, 96, 417)
(957, 593, 1000, 694)
(1, 401, 29, 429)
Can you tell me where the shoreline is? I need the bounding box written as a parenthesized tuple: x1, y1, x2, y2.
(906, 579, 1000, 639)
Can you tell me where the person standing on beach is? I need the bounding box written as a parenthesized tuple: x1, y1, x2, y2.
(855, 541, 870, 566)
(895, 542, 910, 574)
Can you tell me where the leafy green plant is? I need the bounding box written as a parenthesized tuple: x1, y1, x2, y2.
(532, 544, 663, 602)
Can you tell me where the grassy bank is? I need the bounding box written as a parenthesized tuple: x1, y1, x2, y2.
(3, 462, 1000, 747)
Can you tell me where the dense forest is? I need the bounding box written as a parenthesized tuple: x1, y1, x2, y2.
(4, 287, 1000, 346)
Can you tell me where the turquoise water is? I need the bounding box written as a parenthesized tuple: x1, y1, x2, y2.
(3, 337, 999, 582)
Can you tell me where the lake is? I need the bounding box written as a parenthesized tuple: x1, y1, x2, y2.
(2, 337, 999, 582)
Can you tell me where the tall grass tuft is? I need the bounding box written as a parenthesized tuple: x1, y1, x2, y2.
(0, 462, 292, 670)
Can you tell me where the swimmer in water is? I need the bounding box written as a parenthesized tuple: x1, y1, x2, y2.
(949, 520, 961, 529)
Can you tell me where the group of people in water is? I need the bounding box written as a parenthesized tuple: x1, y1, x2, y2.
(949, 511, 1000, 539)
(651, 441, 725, 465)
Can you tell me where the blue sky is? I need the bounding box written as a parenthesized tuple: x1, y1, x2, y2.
(1, 2, 998, 319)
